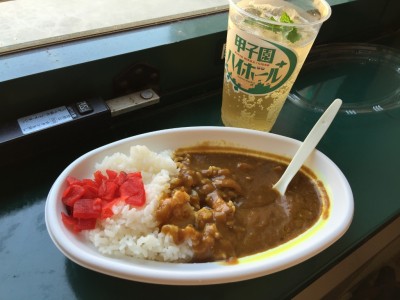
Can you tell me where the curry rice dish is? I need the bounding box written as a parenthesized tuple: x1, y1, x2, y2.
(87, 145, 328, 263)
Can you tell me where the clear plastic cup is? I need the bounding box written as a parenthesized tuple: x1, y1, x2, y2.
(221, 0, 331, 131)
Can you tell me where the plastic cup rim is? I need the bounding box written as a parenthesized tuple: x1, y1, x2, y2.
(228, 0, 332, 28)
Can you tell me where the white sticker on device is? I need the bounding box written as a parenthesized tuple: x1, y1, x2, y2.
(17, 106, 73, 134)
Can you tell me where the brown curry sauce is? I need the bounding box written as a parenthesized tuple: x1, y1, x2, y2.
(156, 146, 328, 263)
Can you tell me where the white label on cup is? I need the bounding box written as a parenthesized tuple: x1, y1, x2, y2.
(225, 26, 297, 95)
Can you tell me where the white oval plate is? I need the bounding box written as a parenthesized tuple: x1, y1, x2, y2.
(45, 126, 353, 285)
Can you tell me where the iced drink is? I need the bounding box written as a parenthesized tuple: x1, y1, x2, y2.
(221, 0, 331, 131)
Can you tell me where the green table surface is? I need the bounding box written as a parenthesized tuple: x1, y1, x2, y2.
(1, 91, 399, 300)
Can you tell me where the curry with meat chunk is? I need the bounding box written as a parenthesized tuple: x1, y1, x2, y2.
(156, 146, 328, 263)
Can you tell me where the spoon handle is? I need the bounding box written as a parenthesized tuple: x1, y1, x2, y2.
(273, 98, 343, 195)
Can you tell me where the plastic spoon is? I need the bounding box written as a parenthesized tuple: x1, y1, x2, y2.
(273, 98, 343, 196)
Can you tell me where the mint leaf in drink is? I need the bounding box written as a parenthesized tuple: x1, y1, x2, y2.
(243, 10, 302, 43)
(267, 16, 281, 33)
(280, 12, 293, 24)
(285, 27, 301, 43)
(279, 12, 301, 43)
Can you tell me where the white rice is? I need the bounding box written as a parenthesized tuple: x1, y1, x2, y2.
(86, 145, 194, 262)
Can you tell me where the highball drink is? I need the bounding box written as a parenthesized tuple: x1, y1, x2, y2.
(221, 0, 331, 131)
